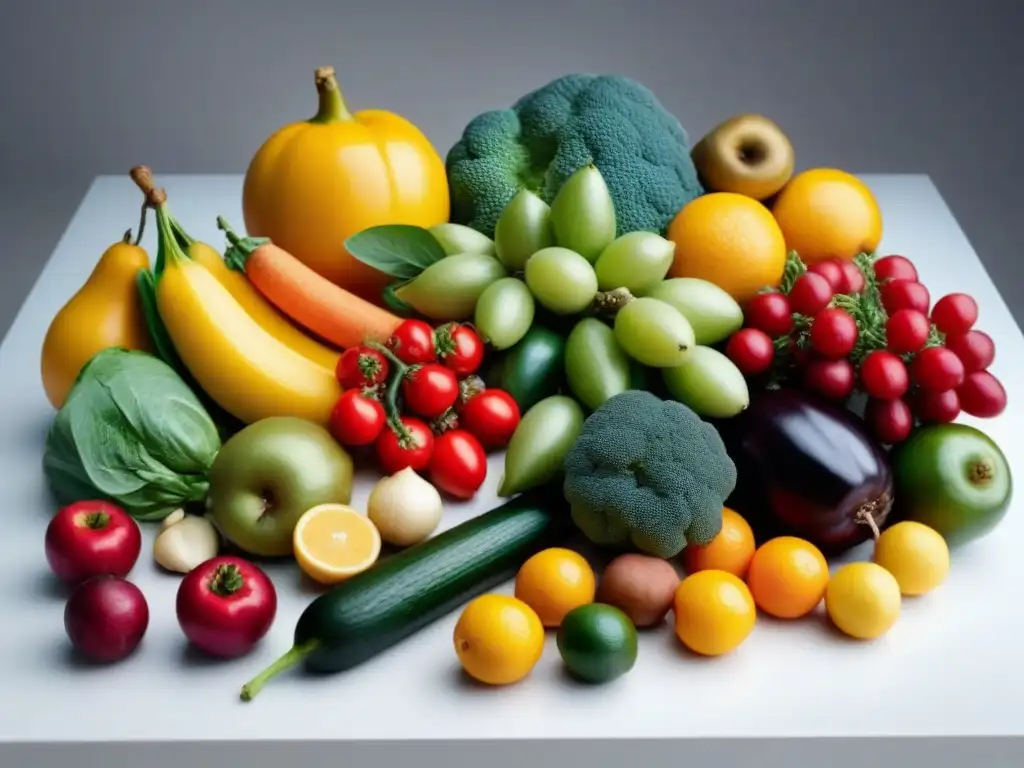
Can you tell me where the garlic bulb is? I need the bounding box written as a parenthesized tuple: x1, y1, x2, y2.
(367, 467, 444, 547)
(153, 512, 220, 574)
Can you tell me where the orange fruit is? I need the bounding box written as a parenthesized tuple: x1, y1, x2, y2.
(514, 547, 596, 627)
(745, 536, 829, 619)
(673, 569, 756, 656)
(681, 507, 756, 578)
(666, 192, 787, 305)
(771, 168, 883, 265)
(454, 594, 545, 685)
(293, 503, 382, 586)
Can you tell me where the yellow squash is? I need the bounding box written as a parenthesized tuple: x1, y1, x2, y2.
(41, 231, 153, 409)
(152, 204, 341, 426)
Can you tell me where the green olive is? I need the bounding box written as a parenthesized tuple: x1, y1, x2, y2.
(550, 164, 617, 263)
(524, 247, 599, 316)
(594, 232, 675, 294)
(393, 253, 507, 321)
(498, 395, 585, 497)
(662, 346, 749, 418)
(494, 190, 555, 271)
(429, 223, 496, 256)
(564, 318, 636, 411)
(613, 297, 696, 368)
(474, 277, 536, 351)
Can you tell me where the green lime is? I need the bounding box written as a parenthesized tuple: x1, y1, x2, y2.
(556, 603, 638, 684)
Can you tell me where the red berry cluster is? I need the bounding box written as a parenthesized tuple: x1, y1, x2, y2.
(726, 253, 1006, 446)
(328, 319, 521, 500)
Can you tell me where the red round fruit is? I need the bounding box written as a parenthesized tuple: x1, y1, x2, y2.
(802, 356, 856, 401)
(886, 309, 931, 354)
(865, 397, 915, 445)
(744, 293, 794, 338)
(809, 308, 859, 359)
(873, 254, 918, 283)
(335, 346, 389, 389)
(375, 417, 435, 474)
(930, 293, 979, 336)
(44, 501, 142, 585)
(787, 272, 834, 316)
(957, 371, 1007, 418)
(176, 556, 278, 659)
(428, 429, 488, 500)
(807, 260, 848, 294)
(402, 363, 460, 419)
(913, 388, 961, 424)
(459, 389, 521, 449)
(435, 322, 485, 377)
(328, 390, 386, 447)
(859, 350, 910, 400)
(388, 319, 436, 365)
(943, 330, 995, 373)
(910, 346, 965, 391)
(837, 259, 865, 294)
(64, 575, 149, 663)
(725, 328, 775, 376)
(881, 280, 930, 316)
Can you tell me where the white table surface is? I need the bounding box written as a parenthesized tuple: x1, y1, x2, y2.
(1, 174, 1022, 747)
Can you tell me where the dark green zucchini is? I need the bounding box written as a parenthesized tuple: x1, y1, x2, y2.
(240, 488, 570, 701)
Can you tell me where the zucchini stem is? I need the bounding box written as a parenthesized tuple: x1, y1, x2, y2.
(239, 640, 318, 702)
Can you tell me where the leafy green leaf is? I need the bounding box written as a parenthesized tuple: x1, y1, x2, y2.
(345, 224, 448, 280)
(381, 280, 416, 316)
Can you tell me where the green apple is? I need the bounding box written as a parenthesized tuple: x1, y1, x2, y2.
(206, 417, 354, 557)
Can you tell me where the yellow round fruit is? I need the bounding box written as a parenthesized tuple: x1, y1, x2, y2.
(514, 547, 596, 628)
(673, 569, 757, 656)
(746, 536, 830, 619)
(873, 521, 950, 596)
(666, 192, 787, 305)
(681, 507, 756, 579)
(771, 168, 883, 265)
(825, 562, 901, 640)
(453, 594, 545, 685)
(292, 504, 382, 586)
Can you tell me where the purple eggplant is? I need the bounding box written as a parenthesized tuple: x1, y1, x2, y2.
(711, 388, 893, 556)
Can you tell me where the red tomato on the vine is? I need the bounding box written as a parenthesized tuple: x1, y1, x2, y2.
(335, 346, 389, 389)
(436, 323, 484, 377)
(402, 363, 460, 419)
(375, 417, 434, 474)
(328, 390, 386, 447)
(460, 389, 521, 449)
(429, 430, 488, 500)
(388, 320, 436, 365)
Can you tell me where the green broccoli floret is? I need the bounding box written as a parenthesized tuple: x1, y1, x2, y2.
(445, 74, 704, 240)
(563, 390, 736, 559)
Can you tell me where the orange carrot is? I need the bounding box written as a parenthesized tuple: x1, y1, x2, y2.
(218, 217, 402, 350)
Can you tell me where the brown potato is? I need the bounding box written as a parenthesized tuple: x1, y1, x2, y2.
(596, 553, 681, 628)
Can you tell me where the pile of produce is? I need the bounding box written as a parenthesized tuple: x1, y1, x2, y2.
(34, 67, 1014, 698)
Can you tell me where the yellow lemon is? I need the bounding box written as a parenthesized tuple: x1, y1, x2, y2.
(873, 521, 950, 596)
(293, 503, 381, 586)
(825, 562, 901, 640)
(514, 547, 596, 628)
(673, 569, 757, 656)
(454, 594, 545, 685)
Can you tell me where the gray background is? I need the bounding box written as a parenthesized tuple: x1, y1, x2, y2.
(1, 0, 1022, 764)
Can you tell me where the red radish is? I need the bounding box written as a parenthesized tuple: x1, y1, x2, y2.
(807, 260, 847, 294)
(957, 371, 1007, 418)
(45, 501, 142, 585)
(726, 328, 775, 375)
(459, 389, 521, 449)
(931, 293, 979, 336)
(886, 309, 931, 354)
(910, 346, 965, 391)
(802, 357, 856, 401)
(865, 397, 914, 445)
(859, 350, 910, 400)
(64, 575, 149, 663)
(837, 259, 865, 294)
(873, 255, 918, 283)
(788, 272, 834, 316)
(881, 280, 930, 315)
(176, 556, 278, 659)
(429, 429, 488, 500)
(809, 308, 858, 359)
(944, 330, 996, 373)
(744, 293, 794, 338)
(913, 388, 962, 424)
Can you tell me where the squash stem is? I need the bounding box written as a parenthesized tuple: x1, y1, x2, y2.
(310, 66, 354, 124)
(217, 216, 269, 273)
(239, 640, 318, 702)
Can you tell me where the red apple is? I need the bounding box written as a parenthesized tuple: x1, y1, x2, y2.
(176, 556, 278, 659)
(64, 575, 149, 663)
(45, 500, 142, 585)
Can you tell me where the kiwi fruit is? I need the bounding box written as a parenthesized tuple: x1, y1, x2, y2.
(691, 114, 796, 201)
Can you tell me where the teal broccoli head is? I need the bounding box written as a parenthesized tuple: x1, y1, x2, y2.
(562, 390, 736, 559)
(445, 74, 704, 239)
